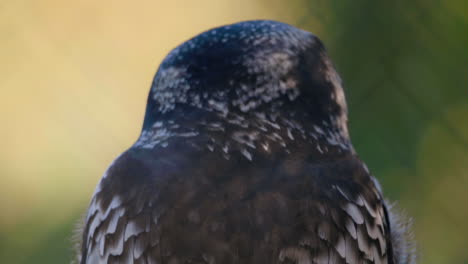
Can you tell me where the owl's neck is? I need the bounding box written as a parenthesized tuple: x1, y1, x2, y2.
(135, 107, 353, 160)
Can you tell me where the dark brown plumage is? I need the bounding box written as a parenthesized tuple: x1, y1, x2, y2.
(76, 20, 415, 264)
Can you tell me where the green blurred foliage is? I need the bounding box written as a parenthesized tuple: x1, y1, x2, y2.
(1, 0, 466, 263)
(297, 0, 468, 262)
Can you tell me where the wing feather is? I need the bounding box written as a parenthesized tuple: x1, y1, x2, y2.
(78, 148, 396, 264)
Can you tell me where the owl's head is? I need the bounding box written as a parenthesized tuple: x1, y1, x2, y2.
(143, 20, 348, 138)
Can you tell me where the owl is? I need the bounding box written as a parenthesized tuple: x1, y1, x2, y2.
(76, 20, 415, 264)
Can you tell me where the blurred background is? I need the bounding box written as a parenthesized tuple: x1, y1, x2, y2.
(1, 0, 467, 263)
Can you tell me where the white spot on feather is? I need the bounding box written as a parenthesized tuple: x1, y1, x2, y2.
(240, 148, 252, 161)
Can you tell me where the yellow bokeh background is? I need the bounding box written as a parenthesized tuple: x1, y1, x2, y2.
(1, 1, 305, 261)
(1, 0, 303, 226)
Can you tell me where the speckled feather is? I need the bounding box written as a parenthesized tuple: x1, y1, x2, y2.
(76, 20, 415, 264)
